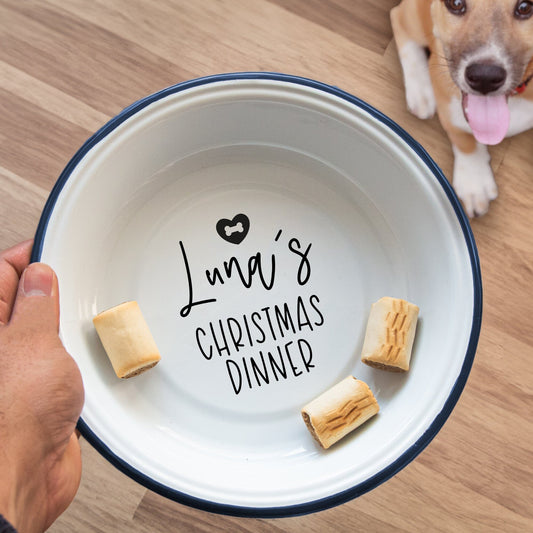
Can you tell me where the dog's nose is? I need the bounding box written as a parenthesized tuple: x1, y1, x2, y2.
(465, 63, 507, 94)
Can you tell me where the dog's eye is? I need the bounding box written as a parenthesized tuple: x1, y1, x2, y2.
(444, 0, 467, 15)
(515, 1, 533, 19)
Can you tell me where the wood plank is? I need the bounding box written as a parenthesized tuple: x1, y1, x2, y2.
(0, 166, 47, 247)
(0, 86, 90, 189)
(267, 0, 398, 54)
(47, 440, 148, 533)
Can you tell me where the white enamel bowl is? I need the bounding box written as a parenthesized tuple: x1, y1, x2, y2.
(32, 73, 482, 517)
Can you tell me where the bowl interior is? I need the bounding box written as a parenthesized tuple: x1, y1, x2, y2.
(37, 76, 479, 514)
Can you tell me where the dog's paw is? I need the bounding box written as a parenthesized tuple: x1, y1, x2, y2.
(399, 41, 436, 119)
(453, 145, 498, 217)
(455, 176, 498, 217)
(405, 81, 437, 120)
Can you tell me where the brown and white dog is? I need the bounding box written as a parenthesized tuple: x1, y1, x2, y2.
(391, 0, 533, 216)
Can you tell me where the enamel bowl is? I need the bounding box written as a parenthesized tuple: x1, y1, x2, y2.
(32, 73, 482, 517)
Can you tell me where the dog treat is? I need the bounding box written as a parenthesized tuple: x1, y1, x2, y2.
(93, 301, 161, 379)
(361, 297, 419, 372)
(301, 376, 379, 449)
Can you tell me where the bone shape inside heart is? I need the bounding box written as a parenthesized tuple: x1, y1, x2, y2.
(224, 222, 244, 236)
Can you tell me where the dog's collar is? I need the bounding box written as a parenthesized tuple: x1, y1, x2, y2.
(512, 74, 533, 95)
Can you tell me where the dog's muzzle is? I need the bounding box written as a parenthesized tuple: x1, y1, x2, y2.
(465, 62, 507, 94)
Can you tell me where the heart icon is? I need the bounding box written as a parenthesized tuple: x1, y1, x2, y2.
(216, 214, 250, 244)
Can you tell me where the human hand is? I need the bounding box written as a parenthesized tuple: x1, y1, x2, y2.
(0, 241, 84, 533)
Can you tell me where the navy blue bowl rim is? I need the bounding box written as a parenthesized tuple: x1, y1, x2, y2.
(31, 72, 482, 518)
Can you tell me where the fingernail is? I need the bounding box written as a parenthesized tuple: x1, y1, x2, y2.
(22, 263, 54, 297)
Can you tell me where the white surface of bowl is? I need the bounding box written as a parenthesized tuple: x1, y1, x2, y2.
(32, 73, 482, 517)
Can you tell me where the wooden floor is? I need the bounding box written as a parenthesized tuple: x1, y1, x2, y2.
(1, 1, 532, 531)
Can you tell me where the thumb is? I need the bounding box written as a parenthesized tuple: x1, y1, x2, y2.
(11, 262, 60, 333)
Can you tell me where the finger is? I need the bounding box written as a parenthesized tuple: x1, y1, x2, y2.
(0, 240, 33, 326)
(10, 262, 60, 334)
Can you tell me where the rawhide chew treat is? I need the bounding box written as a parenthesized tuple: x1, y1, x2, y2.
(301, 376, 379, 449)
(361, 296, 419, 372)
(93, 301, 161, 379)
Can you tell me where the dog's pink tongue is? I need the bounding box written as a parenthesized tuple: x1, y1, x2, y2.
(464, 94, 510, 145)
